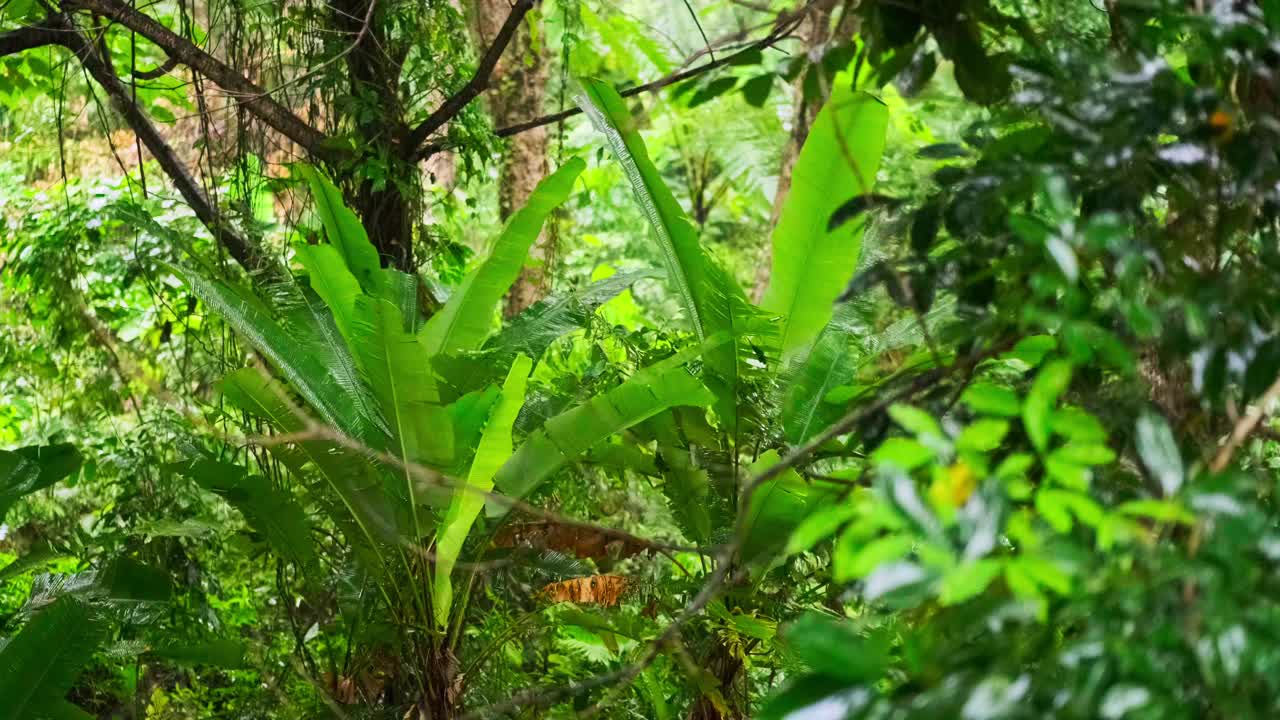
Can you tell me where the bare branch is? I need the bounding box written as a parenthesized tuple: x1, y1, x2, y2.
(54, 16, 276, 276)
(132, 54, 178, 80)
(60, 0, 330, 155)
(403, 0, 536, 151)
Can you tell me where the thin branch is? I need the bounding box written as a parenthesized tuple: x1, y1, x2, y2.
(1211, 373, 1280, 472)
(54, 14, 276, 276)
(415, 16, 803, 159)
(131, 53, 177, 80)
(60, 0, 331, 155)
(403, 0, 536, 151)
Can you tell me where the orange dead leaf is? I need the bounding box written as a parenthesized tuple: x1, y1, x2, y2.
(495, 522, 649, 560)
(540, 574, 629, 607)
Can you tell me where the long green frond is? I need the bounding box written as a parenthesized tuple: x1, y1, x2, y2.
(423, 158, 586, 355)
(432, 354, 532, 626)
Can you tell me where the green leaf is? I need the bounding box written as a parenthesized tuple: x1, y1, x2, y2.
(888, 404, 943, 439)
(961, 382, 1021, 417)
(787, 502, 859, 555)
(1022, 359, 1072, 452)
(740, 74, 774, 107)
(871, 438, 934, 471)
(147, 639, 247, 668)
(220, 369, 398, 561)
(780, 312, 859, 444)
(956, 419, 1011, 452)
(1135, 410, 1183, 495)
(1036, 488, 1102, 531)
(423, 158, 585, 355)
(0, 596, 103, 720)
(1051, 443, 1116, 466)
(173, 458, 317, 570)
(761, 88, 889, 354)
(1050, 406, 1108, 443)
(432, 354, 532, 626)
(0, 444, 81, 523)
(574, 79, 746, 433)
(350, 297, 455, 473)
(298, 166, 381, 292)
(783, 613, 890, 682)
(491, 345, 716, 507)
(178, 270, 375, 441)
(1116, 499, 1195, 524)
(939, 558, 1003, 605)
(835, 533, 914, 581)
(742, 450, 816, 563)
(294, 243, 361, 339)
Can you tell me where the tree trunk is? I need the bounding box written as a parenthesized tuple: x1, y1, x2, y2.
(330, 0, 420, 272)
(471, 0, 550, 316)
(751, 0, 849, 302)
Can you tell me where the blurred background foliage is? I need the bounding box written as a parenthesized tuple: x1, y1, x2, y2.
(7, 0, 1280, 719)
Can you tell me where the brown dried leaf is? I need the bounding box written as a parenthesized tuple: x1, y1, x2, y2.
(495, 522, 649, 560)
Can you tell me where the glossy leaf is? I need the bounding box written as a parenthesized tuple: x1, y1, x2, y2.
(762, 87, 889, 355)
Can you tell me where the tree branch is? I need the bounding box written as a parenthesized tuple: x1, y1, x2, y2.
(415, 19, 801, 159)
(55, 16, 275, 276)
(0, 22, 64, 56)
(60, 0, 330, 156)
(403, 0, 535, 151)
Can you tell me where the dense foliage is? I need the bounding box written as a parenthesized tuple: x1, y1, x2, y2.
(8, 0, 1280, 718)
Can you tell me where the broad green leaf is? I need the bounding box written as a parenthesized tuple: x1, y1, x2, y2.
(783, 613, 890, 682)
(835, 533, 914, 581)
(1135, 410, 1183, 495)
(294, 242, 361, 338)
(871, 438, 934, 471)
(423, 158, 585, 355)
(938, 558, 1003, 605)
(148, 638, 247, 668)
(574, 79, 746, 433)
(286, 286, 390, 443)
(956, 419, 1011, 453)
(432, 354, 532, 626)
(786, 500, 859, 555)
(762, 87, 889, 354)
(780, 315, 859, 444)
(0, 444, 81, 523)
(0, 596, 103, 720)
(173, 458, 317, 570)
(491, 345, 717, 507)
(1022, 359, 1072, 452)
(298, 166, 381, 292)
(742, 450, 816, 564)
(962, 382, 1021, 417)
(889, 404, 943, 439)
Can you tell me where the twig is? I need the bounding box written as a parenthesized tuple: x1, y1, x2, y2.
(415, 14, 804, 159)
(1210, 373, 1280, 472)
